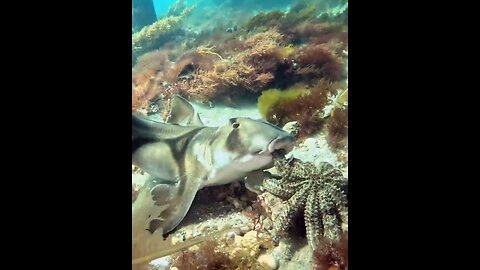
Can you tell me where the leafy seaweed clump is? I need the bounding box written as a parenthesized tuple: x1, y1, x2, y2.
(258, 79, 341, 139)
(257, 87, 310, 120)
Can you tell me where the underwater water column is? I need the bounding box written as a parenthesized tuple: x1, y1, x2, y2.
(132, 0, 157, 31)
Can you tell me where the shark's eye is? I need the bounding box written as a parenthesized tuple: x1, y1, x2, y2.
(232, 122, 240, 129)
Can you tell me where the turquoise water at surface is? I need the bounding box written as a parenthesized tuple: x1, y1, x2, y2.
(153, 0, 196, 18)
(151, 0, 302, 18)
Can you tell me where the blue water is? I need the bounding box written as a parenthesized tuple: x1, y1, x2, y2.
(152, 0, 295, 19)
(153, 0, 196, 18)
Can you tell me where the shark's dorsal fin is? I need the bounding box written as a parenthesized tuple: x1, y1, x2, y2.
(166, 95, 204, 126)
(132, 113, 205, 141)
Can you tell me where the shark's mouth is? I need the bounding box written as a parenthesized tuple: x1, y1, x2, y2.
(257, 135, 295, 162)
(268, 136, 295, 155)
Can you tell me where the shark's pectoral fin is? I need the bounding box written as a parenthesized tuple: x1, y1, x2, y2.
(133, 177, 181, 234)
(134, 174, 202, 236)
(166, 95, 204, 126)
(150, 182, 177, 207)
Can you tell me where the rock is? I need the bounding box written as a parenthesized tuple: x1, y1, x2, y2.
(234, 235, 243, 245)
(263, 218, 273, 230)
(240, 225, 252, 233)
(287, 134, 340, 167)
(273, 239, 292, 260)
(257, 254, 278, 270)
(171, 235, 182, 245)
(227, 231, 237, 240)
(233, 230, 262, 256)
(302, 137, 317, 148)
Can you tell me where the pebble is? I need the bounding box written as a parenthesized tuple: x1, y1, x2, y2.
(257, 254, 278, 270)
(263, 218, 272, 230)
(227, 231, 237, 240)
(240, 225, 252, 233)
(273, 240, 291, 260)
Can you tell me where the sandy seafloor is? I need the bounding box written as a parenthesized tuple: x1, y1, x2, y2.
(133, 99, 348, 270)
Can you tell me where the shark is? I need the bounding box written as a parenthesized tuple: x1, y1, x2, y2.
(132, 95, 295, 240)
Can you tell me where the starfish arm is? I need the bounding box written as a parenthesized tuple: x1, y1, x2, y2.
(263, 178, 307, 199)
(319, 188, 336, 213)
(274, 184, 310, 232)
(322, 212, 342, 241)
(305, 186, 323, 249)
(290, 161, 318, 179)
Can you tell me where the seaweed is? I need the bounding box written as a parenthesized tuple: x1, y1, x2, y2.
(283, 2, 319, 27)
(257, 87, 310, 120)
(132, 6, 194, 61)
(170, 241, 233, 270)
(163, 51, 217, 83)
(169, 236, 268, 270)
(132, 49, 219, 110)
(132, 50, 172, 112)
(258, 79, 341, 139)
(132, 75, 162, 113)
(241, 3, 318, 35)
(317, 1, 348, 25)
(131, 3, 348, 105)
(312, 233, 348, 270)
(326, 107, 348, 150)
(294, 44, 344, 82)
(242, 11, 285, 33)
(174, 29, 293, 101)
(288, 23, 347, 47)
(167, 0, 187, 17)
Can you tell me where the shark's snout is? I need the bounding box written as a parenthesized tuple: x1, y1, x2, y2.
(267, 135, 295, 155)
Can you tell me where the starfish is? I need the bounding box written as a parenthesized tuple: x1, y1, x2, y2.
(262, 155, 348, 249)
